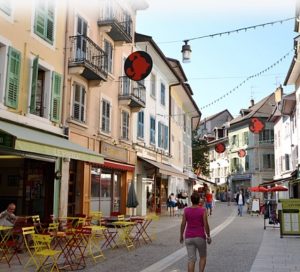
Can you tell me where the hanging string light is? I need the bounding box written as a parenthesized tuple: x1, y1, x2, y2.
(179, 17, 294, 62)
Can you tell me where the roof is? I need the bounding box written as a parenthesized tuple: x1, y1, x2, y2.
(200, 109, 233, 125)
(135, 33, 181, 82)
(230, 93, 275, 125)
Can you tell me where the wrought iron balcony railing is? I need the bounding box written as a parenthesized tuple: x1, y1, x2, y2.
(69, 35, 108, 81)
(119, 76, 146, 108)
(98, 2, 132, 42)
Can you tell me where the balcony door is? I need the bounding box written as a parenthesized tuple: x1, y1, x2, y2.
(76, 16, 87, 60)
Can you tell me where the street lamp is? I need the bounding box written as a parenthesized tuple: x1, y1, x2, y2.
(181, 40, 191, 63)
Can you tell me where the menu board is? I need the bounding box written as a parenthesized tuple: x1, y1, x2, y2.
(279, 199, 300, 236)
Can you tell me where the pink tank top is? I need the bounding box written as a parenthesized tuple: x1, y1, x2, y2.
(184, 207, 206, 239)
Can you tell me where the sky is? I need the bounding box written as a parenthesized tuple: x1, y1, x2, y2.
(136, 0, 297, 119)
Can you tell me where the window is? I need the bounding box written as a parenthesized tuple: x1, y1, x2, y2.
(5, 47, 21, 109)
(178, 141, 181, 162)
(183, 114, 186, 132)
(259, 129, 274, 143)
(30, 56, 62, 122)
(34, 0, 55, 44)
(158, 121, 168, 150)
(160, 82, 165, 106)
(0, 0, 12, 15)
(121, 111, 129, 140)
(150, 74, 156, 98)
(243, 131, 249, 145)
(245, 155, 249, 170)
(285, 154, 290, 171)
(150, 116, 155, 144)
(104, 40, 113, 74)
(101, 99, 111, 133)
(73, 84, 86, 123)
(263, 154, 274, 169)
(231, 158, 239, 172)
(137, 111, 144, 139)
(231, 135, 239, 146)
(76, 16, 87, 59)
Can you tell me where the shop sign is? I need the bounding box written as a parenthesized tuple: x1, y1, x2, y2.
(279, 199, 300, 237)
(0, 133, 14, 148)
(100, 142, 128, 163)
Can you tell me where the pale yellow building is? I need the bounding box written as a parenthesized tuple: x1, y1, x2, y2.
(0, 0, 103, 219)
(63, 0, 148, 216)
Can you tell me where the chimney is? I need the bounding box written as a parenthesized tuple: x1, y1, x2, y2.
(274, 85, 283, 103)
(250, 99, 254, 107)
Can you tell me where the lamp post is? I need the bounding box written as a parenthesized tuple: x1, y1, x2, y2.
(181, 40, 191, 63)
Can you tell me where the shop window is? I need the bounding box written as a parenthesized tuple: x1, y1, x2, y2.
(113, 173, 121, 212)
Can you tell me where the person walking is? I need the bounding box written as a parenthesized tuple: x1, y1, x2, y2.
(227, 189, 232, 206)
(168, 193, 177, 216)
(235, 190, 245, 216)
(180, 192, 211, 272)
(205, 190, 213, 216)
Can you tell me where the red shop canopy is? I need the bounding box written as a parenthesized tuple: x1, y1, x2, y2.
(103, 160, 135, 172)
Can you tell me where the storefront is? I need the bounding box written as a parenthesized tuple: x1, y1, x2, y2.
(0, 120, 104, 219)
(137, 157, 188, 215)
(89, 142, 136, 216)
(231, 174, 252, 194)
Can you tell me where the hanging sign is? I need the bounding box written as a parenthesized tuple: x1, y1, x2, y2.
(249, 117, 265, 134)
(124, 51, 153, 81)
(237, 149, 246, 158)
(215, 143, 226, 153)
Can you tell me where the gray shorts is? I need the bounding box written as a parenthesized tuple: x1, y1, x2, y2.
(185, 237, 207, 262)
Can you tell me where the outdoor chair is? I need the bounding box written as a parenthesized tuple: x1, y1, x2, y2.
(31, 215, 46, 234)
(31, 233, 61, 271)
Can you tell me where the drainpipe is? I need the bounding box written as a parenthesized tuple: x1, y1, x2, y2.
(62, 1, 69, 131)
(169, 83, 181, 156)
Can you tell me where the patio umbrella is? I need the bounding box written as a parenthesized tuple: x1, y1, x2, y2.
(268, 185, 288, 192)
(126, 182, 139, 215)
(249, 186, 268, 193)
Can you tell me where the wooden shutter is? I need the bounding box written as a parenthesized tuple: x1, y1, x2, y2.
(164, 125, 169, 150)
(158, 122, 162, 147)
(30, 56, 39, 113)
(5, 47, 21, 109)
(50, 72, 62, 122)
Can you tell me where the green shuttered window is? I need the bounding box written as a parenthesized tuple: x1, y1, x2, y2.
(51, 72, 62, 123)
(5, 47, 21, 109)
(34, 1, 54, 44)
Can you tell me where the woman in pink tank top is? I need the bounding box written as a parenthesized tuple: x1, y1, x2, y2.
(180, 192, 211, 272)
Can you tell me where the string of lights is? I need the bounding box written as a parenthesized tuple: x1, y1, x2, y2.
(180, 17, 294, 62)
(157, 49, 293, 117)
(159, 17, 294, 44)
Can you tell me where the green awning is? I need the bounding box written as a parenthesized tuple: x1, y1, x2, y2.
(0, 120, 104, 164)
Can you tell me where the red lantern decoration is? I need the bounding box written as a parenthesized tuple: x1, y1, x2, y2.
(215, 143, 226, 153)
(249, 117, 265, 134)
(238, 149, 246, 158)
(124, 51, 153, 81)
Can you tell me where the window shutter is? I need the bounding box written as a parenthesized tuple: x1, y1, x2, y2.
(5, 47, 21, 109)
(158, 122, 162, 147)
(30, 56, 39, 113)
(164, 125, 168, 150)
(50, 72, 62, 122)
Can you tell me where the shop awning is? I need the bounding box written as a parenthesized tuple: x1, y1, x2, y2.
(0, 120, 104, 164)
(140, 157, 188, 179)
(103, 160, 135, 172)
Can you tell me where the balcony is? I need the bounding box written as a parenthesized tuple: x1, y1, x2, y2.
(68, 35, 108, 81)
(98, 3, 132, 43)
(119, 76, 146, 110)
